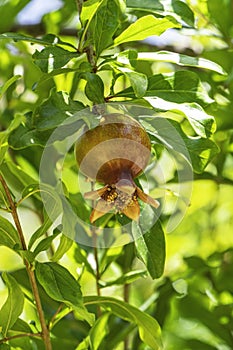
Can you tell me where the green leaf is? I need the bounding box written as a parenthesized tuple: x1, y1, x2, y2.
(0, 161, 37, 194)
(137, 51, 227, 75)
(89, 312, 110, 350)
(126, 0, 194, 27)
(0, 75, 21, 98)
(28, 215, 53, 250)
(101, 270, 147, 287)
(35, 262, 82, 305)
(132, 217, 166, 279)
(0, 114, 25, 164)
(82, 73, 105, 103)
(92, 0, 120, 57)
(8, 91, 85, 149)
(35, 90, 85, 130)
(145, 97, 216, 138)
(33, 232, 60, 257)
(0, 273, 24, 337)
(0, 344, 11, 349)
(117, 68, 148, 98)
(51, 234, 73, 262)
(113, 15, 180, 46)
(116, 71, 214, 105)
(33, 46, 78, 73)
(0, 0, 30, 32)
(81, 0, 104, 23)
(144, 117, 219, 173)
(84, 296, 163, 350)
(0, 32, 76, 49)
(0, 216, 21, 250)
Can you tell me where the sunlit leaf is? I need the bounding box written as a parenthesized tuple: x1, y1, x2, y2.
(0, 216, 21, 250)
(137, 51, 227, 75)
(89, 312, 110, 350)
(145, 97, 216, 137)
(126, 0, 194, 26)
(0, 273, 24, 337)
(113, 15, 180, 46)
(116, 71, 214, 105)
(0, 75, 21, 98)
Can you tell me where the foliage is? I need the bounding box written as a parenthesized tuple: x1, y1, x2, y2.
(0, 0, 232, 349)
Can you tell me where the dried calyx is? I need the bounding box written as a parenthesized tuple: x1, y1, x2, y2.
(75, 113, 159, 222)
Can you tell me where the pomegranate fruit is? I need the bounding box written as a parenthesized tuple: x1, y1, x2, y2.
(75, 113, 159, 222)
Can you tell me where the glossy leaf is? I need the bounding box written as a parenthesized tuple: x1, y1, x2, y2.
(117, 68, 148, 98)
(0, 216, 21, 250)
(0, 273, 24, 337)
(126, 0, 194, 26)
(33, 46, 78, 73)
(137, 51, 227, 75)
(132, 217, 166, 279)
(89, 312, 110, 350)
(116, 71, 213, 105)
(145, 97, 216, 138)
(84, 296, 163, 350)
(113, 15, 180, 46)
(92, 0, 120, 57)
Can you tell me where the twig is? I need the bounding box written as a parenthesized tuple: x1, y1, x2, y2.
(0, 174, 52, 350)
(0, 332, 41, 344)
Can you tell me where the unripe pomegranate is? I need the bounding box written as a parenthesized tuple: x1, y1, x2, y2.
(75, 113, 159, 222)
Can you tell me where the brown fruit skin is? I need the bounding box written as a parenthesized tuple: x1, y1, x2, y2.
(75, 113, 151, 184)
(75, 113, 159, 222)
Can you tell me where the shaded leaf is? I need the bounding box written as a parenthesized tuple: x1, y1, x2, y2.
(92, 0, 120, 57)
(132, 218, 166, 279)
(0, 273, 24, 337)
(82, 73, 105, 103)
(101, 270, 147, 287)
(84, 296, 163, 350)
(113, 15, 180, 46)
(33, 46, 78, 73)
(35, 262, 82, 307)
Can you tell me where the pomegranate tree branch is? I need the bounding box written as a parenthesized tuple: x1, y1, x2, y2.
(0, 174, 52, 350)
(0, 332, 41, 344)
